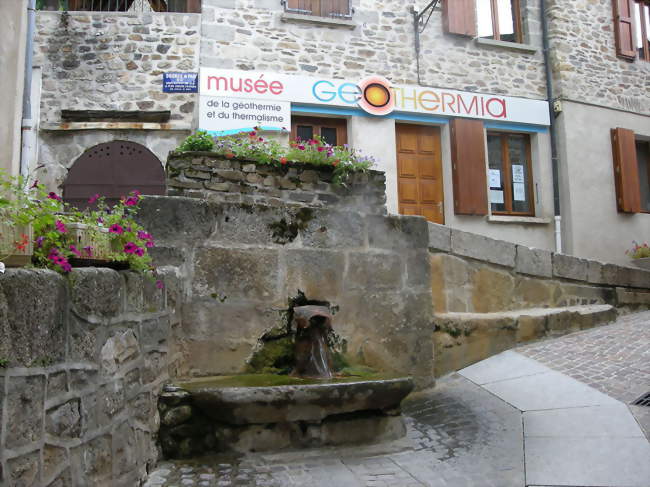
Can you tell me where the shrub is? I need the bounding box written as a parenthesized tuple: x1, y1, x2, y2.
(626, 241, 650, 259)
(177, 130, 215, 152)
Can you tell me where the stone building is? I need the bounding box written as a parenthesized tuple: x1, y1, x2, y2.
(23, 0, 650, 264)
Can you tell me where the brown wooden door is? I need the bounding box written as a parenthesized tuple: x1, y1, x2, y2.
(396, 124, 444, 224)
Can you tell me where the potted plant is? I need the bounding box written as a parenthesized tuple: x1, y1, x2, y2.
(626, 241, 650, 270)
(0, 222, 33, 268)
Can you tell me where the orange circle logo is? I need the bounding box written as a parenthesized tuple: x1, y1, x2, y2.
(358, 76, 394, 116)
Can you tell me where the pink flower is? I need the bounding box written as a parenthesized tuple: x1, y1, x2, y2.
(88, 194, 100, 204)
(123, 242, 137, 254)
(124, 197, 138, 206)
(109, 224, 124, 235)
(137, 230, 151, 240)
(69, 245, 81, 257)
(134, 247, 145, 257)
(308, 139, 317, 146)
(317, 147, 325, 152)
(298, 145, 305, 151)
(83, 246, 93, 257)
(156, 280, 165, 290)
(55, 220, 67, 233)
(48, 192, 62, 201)
(145, 240, 155, 248)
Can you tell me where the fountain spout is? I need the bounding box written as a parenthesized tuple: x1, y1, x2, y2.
(291, 305, 334, 379)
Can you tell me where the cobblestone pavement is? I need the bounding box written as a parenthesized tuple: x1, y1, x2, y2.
(146, 311, 650, 487)
(518, 310, 650, 439)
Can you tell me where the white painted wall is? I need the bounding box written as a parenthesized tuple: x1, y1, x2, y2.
(348, 114, 556, 251)
(0, 0, 27, 177)
(557, 101, 650, 265)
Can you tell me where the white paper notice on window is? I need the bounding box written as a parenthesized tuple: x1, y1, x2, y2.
(490, 190, 504, 204)
(488, 169, 501, 188)
(513, 182, 526, 201)
(512, 165, 525, 183)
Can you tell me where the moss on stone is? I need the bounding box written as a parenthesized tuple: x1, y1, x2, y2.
(245, 336, 295, 375)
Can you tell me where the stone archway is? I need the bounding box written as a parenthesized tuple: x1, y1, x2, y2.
(63, 140, 166, 209)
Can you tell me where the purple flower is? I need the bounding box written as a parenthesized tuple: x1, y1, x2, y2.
(69, 245, 81, 257)
(123, 242, 137, 254)
(155, 280, 165, 290)
(134, 247, 144, 257)
(83, 246, 93, 257)
(145, 240, 155, 248)
(109, 224, 124, 235)
(48, 192, 62, 201)
(36, 236, 45, 248)
(55, 220, 67, 233)
(137, 230, 151, 240)
(88, 194, 100, 204)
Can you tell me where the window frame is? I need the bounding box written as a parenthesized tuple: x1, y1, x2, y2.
(283, 0, 352, 19)
(634, 0, 650, 61)
(478, 0, 524, 43)
(290, 116, 348, 147)
(637, 138, 650, 213)
(486, 131, 535, 217)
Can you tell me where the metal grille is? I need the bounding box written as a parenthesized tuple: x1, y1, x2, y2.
(631, 392, 650, 407)
(36, 0, 200, 13)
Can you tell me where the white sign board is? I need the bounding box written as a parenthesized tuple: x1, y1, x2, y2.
(490, 190, 505, 204)
(512, 165, 525, 183)
(199, 96, 290, 135)
(513, 182, 526, 201)
(199, 68, 551, 126)
(489, 169, 501, 188)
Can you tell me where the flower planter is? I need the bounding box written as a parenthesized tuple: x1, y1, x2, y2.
(631, 257, 650, 271)
(0, 223, 33, 267)
(67, 223, 117, 265)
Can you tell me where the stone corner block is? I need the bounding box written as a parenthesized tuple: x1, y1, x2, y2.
(69, 268, 124, 318)
(552, 253, 589, 282)
(427, 222, 451, 252)
(450, 229, 516, 268)
(515, 245, 552, 278)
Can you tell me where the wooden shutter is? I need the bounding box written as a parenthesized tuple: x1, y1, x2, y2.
(613, 0, 636, 59)
(451, 118, 488, 215)
(611, 128, 641, 213)
(322, 0, 350, 16)
(186, 0, 201, 13)
(443, 0, 477, 36)
(287, 0, 313, 13)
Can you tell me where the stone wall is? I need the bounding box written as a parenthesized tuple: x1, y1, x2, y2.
(166, 152, 387, 214)
(201, 0, 547, 99)
(0, 268, 177, 486)
(547, 0, 650, 115)
(33, 10, 201, 191)
(35, 11, 200, 126)
(137, 196, 433, 387)
(428, 222, 650, 376)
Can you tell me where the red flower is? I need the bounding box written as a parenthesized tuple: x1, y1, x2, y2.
(13, 234, 29, 252)
(317, 147, 325, 152)
(332, 159, 340, 167)
(280, 157, 288, 165)
(225, 152, 235, 159)
(249, 131, 257, 137)
(109, 224, 124, 235)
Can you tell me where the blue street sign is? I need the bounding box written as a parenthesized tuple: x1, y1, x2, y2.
(163, 72, 198, 93)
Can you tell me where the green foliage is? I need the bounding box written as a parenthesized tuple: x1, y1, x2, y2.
(0, 171, 162, 286)
(627, 241, 650, 259)
(0, 358, 8, 368)
(175, 129, 376, 185)
(246, 336, 296, 375)
(177, 130, 215, 152)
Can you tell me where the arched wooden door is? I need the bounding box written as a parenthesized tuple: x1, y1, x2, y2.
(63, 141, 166, 209)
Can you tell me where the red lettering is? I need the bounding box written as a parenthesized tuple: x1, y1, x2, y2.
(244, 78, 253, 93)
(229, 77, 242, 92)
(207, 76, 228, 91)
(457, 95, 479, 115)
(254, 77, 268, 94)
(486, 98, 507, 118)
(269, 80, 284, 95)
(441, 92, 457, 113)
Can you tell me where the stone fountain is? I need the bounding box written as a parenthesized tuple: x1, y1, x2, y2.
(158, 303, 414, 457)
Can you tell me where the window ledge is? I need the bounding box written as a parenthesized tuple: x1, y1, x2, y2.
(41, 122, 192, 131)
(487, 215, 551, 225)
(475, 37, 538, 54)
(280, 12, 356, 29)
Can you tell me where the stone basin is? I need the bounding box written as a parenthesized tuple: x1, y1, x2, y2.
(159, 374, 415, 455)
(179, 374, 415, 425)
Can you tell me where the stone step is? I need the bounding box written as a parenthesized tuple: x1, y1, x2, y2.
(433, 305, 617, 377)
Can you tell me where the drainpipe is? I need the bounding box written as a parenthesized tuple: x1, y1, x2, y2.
(20, 0, 36, 180)
(540, 0, 563, 254)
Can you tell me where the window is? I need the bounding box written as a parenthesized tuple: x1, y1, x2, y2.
(636, 140, 650, 211)
(291, 116, 347, 146)
(634, 0, 650, 60)
(477, 0, 523, 42)
(487, 132, 534, 215)
(284, 0, 351, 18)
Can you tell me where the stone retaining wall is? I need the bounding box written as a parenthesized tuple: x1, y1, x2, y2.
(166, 153, 388, 214)
(136, 196, 432, 387)
(0, 268, 178, 487)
